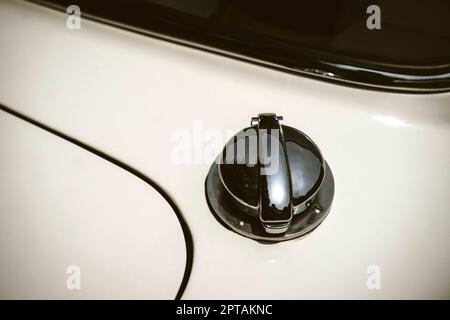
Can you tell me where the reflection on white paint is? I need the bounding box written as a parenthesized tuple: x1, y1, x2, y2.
(372, 115, 407, 127)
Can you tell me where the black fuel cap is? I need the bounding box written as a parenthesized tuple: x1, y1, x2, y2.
(205, 113, 334, 242)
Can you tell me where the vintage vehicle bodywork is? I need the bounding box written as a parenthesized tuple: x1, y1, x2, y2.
(0, 0, 449, 299)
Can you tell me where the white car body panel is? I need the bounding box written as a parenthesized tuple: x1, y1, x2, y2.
(0, 1, 449, 299)
(0, 110, 186, 299)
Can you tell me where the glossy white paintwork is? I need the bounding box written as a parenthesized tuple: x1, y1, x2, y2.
(0, 1, 449, 298)
(0, 111, 186, 299)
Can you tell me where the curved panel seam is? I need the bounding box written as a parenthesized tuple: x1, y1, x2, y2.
(0, 103, 193, 300)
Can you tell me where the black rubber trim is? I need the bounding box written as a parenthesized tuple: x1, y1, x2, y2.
(0, 103, 193, 300)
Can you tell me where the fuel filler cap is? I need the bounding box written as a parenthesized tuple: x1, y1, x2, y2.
(205, 113, 334, 242)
